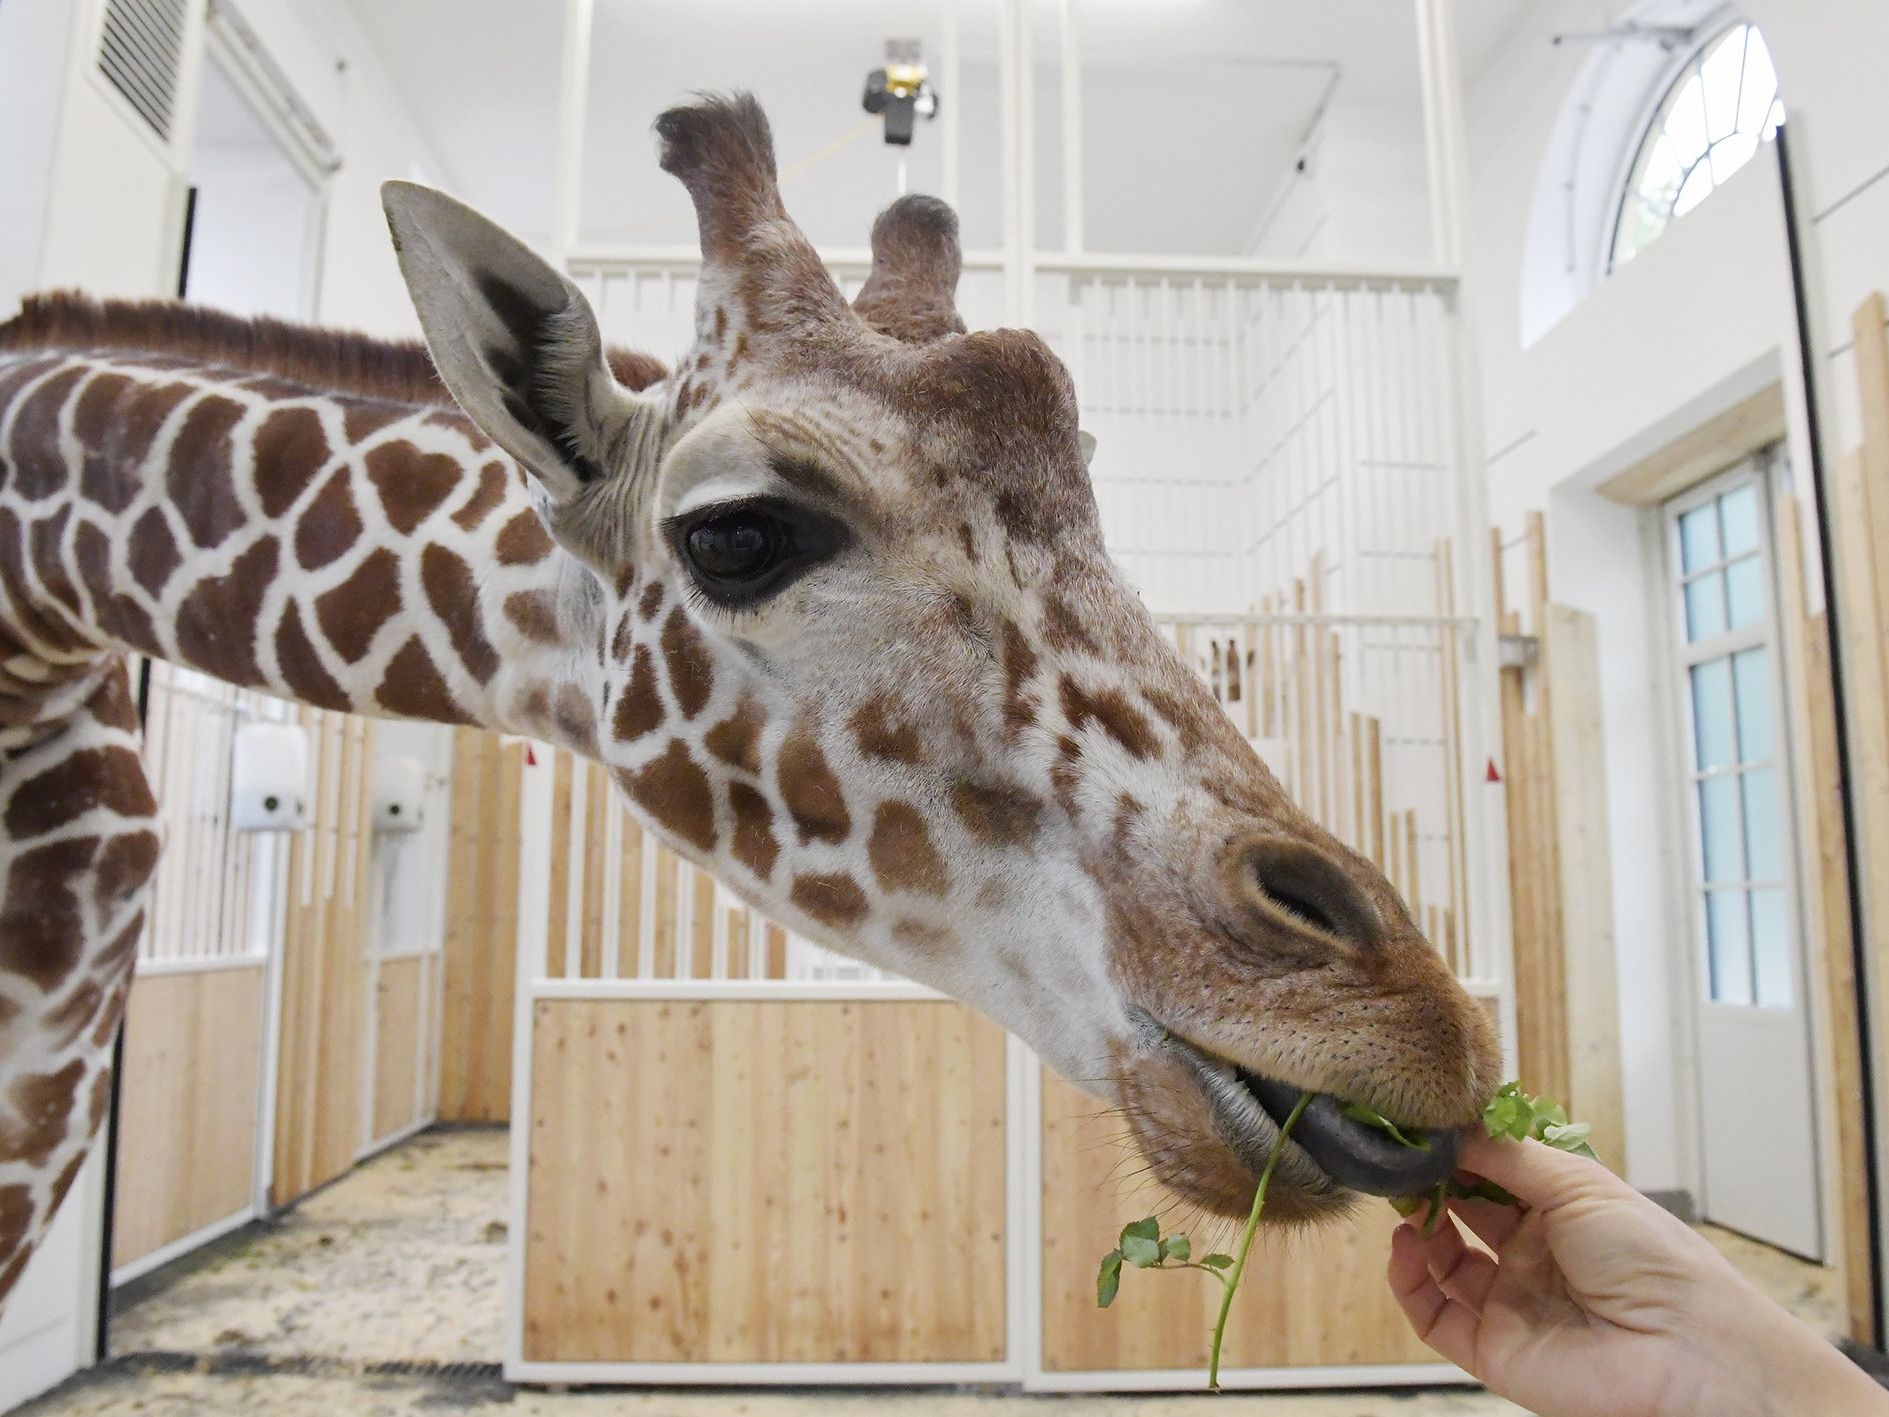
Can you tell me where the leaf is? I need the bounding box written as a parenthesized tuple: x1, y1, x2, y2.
(1339, 1100, 1430, 1150)
(1448, 1176, 1521, 1207)
(1096, 1250, 1123, 1308)
(1121, 1233, 1163, 1268)
(1388, 1194, 1423, 1217)
(1119, 1217, 1161, 1247)
(1541, 1121, 1600, 1161)
(1199, 1253, 1234, 1270)
(1160, 1234, 1191, 1262)
(1418, 1180, 1451, 1237)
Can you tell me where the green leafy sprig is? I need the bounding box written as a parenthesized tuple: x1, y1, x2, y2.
(1093, 1080, 1600, 1389)
(1095, 1092, 1311, 1388)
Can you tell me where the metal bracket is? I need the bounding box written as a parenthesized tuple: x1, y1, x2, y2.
(1497, 633, 1539, 671)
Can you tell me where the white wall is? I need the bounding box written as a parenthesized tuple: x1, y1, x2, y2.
(1459, 0, 1889, 1195)
(1247, 101, 1437, 264)
(0, 0, 77, 315)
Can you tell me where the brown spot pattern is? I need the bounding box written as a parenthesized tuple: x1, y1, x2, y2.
(366, 442, 462, 535)
(316, 547, 400, 662)
(421, 545, 499, 684)
(612, 644, 664, 741)
(704, 696, 764, 774)
(8, 366, 87, 500)
(951, 782, 1043, 847)
(777, 725, 851, 844)
(1000, 621, 1039, 736)
(295, 468, 362, 570)
(504, 590, 562, 644)
(727, 781, 780, 881)
(1060, 676, 1158, 759)
(375, 636, 471, 723)
(867, 802, 948, 897)
(175, 536, 280, 685)
(851, 697, 924, 764)
(275, 600, 351, 710)
(624, 740, 717, 852)
(126, 507, 180, 595)
(253, 406, 331, 517)
(495, 509, 554, 565)
(660, 608, 714, 719)
(0, 839, 98, 990)
(167, 395, 248, 548)
(451, 461, 512, 530)
(790, 872, 869, 930)
(72, 372, 138, 513)
(0, 1060, 85, 1169)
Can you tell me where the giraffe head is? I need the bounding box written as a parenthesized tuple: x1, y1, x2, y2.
(383, 95, 1499, 1221)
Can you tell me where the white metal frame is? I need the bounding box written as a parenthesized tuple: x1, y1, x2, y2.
(501, 0, 1509, 1392)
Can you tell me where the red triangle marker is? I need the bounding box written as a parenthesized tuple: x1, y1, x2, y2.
(526, 744, 538, 767)
(1485, 758, 1501, 783)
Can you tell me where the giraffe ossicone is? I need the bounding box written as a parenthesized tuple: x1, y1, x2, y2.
(0, 91, 1498, 1307)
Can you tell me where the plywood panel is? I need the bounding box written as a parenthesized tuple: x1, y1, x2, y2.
(1038, 1071, 1432, 1371)
(113, 966, 265, 1268)
(439, 730, 523, 1122)
(523, 1000, 1008, 1364)
(1542, 605, 1625, 1167)
(272, 710, 376, 1205)
(370, 956, 425, 1143)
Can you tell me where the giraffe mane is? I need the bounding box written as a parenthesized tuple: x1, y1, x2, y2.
(0, 290, 668, 408)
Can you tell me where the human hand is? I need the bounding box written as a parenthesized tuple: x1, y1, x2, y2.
(1387, 1133, 1889, 1417)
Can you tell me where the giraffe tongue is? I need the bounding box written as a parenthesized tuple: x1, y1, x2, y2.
(1238, 1071, 1462, 1197)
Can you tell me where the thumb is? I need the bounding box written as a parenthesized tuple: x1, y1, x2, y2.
(1458, 1135, 1628, 1211)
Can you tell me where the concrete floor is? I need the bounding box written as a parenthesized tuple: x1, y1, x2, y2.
(22, 1127, 1840, 1416)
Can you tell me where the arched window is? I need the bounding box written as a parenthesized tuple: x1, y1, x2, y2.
(1610, 23, 1782, 270)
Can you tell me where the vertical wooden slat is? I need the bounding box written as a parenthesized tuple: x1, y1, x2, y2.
(1782, 481, 1877, 1344)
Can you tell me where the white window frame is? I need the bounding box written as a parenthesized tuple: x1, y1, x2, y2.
(1662, 455, 1804, 1015)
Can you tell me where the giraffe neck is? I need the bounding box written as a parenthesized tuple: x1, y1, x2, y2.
(0, 346, 609, 751)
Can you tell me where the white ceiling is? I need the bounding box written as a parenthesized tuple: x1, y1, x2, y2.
(340, 0, 1530, 255)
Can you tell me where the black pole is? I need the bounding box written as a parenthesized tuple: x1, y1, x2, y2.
(1776, 122, 1885, 1352)
(93, 658, 151, 1361)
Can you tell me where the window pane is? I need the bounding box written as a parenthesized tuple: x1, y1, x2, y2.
(1699, 28, 1747, 138)
(1733, 646, 1773, 760)
(1664, 70, 1711, 165)
(1679, 502, 1721, 571)
(1686, 572, 1728, 641)
(1719, 483, 1759, 555)
(1691, 658, 1736, 768)
(1738, 31, 1779, 134)
(1742, 768, 1781, 880)
(1707, 888, 1753, 1004)
(1674, 160, 1716, 217)
(1699, 774, 1743, 882)
(1750, 888, 1791, 1009)
(1726, 555, 1765, 629)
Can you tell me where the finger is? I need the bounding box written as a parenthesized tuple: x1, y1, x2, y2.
(1419, 1220, 1500, 1314)
(1388, 1226, 1482, 1371)
(1458, 1134, 1625, 1211)
(1450, 1192, 1524, 1252)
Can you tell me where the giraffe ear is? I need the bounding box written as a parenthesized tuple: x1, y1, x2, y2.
(1079, 430, 1097, 467)
(381, 181, 652, 503)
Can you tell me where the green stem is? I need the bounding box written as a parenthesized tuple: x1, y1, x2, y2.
(1207, 1092, 1312, 1390)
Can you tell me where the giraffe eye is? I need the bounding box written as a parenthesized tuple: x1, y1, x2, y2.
(686, 511, 783, 581)
(667, 498, 848, 610)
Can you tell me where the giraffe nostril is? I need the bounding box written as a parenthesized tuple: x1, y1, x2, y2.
(1239, 837, 1383, 951)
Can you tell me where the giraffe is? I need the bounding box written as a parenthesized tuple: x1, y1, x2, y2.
(0, 93, 1499, 1306)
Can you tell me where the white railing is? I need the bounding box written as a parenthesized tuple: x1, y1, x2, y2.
(136, 663, 293, 970)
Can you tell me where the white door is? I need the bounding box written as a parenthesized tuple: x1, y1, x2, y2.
(1668, 461, 1821, 1259)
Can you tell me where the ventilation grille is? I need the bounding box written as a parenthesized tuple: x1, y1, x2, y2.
(97, 0, 189, 142)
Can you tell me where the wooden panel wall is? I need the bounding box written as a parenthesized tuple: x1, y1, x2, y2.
(1776, 491, 1874, 1344)
(439, 728, 524, 1122)
(523, 1000, 1008, 1364)
(272, 709, 376, 1206)
(370, 955, 427, 1144)
(1819, 291, 1889, 1342)
(1493, 516, 1626, 1164)
(112, 966, 266, 1269)
(1038, 1071, 1431, 1371)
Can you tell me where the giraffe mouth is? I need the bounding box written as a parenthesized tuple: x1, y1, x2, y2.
(1156, 1028, 1463, 1198)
